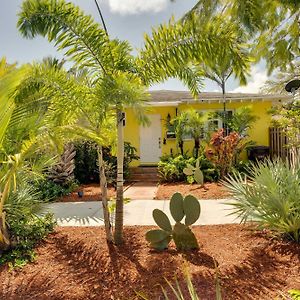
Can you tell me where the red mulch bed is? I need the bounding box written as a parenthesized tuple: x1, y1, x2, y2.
(58, 183, 116, 202)
(0, 225, 299, 299)
(156, 182, 230, 200)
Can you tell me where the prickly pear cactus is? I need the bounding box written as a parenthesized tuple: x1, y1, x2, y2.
(146, 192, 201, 251)
(183, 160, 204, 185)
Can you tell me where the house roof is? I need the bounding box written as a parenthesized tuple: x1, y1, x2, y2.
(148, 90, 292, 106)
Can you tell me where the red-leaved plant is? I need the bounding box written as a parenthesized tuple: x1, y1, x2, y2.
(205, 129, 245, 178)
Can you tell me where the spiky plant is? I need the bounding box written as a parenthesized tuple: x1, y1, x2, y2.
(224, 159, 300, 242)
(48, 143, 76, 186)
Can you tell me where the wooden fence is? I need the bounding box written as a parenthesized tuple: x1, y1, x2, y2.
(269, 127, 300, 165)
(269, 127, 289, 159)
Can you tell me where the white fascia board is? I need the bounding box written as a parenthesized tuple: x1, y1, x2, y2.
(148, 101, 180, 107)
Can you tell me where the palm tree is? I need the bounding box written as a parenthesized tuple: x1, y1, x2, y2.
(186, 0, 300, 73)
(185, 109, 208, 158)
(18, 0, 250, 244)
(171, 111, 189, 155)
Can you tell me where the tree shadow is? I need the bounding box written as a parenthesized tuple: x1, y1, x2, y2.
(219, 243, 294, 299)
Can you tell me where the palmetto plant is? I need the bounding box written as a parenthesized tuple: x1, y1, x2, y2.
(224, 159, 300, 242)
(18, 0, 250, 244)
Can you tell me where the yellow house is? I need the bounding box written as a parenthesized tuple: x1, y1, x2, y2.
(124, 90, 291, 167)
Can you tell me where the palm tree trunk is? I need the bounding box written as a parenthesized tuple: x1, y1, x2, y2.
(0, 182, 11, 251)
(97, 145, 113, 242)
(114, 108, 124, 245)
(0, 213, 10, 252)
(179, 140, 184, 155)
(194, 139, 200, 158)
(221, 82, 227, 135)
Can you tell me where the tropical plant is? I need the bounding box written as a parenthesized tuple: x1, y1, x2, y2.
(158, 154, 218, 183)
(224, 159, 300, 242)
(183, 159, 204, 185)
(206, 129, 247, 178)
(18, 0, 250, 244)
(224, 106, 258, 136)
(186, 0, 300, 73)
(47, 143, 76, 186)
(184, 109, 208, 158)
(171, 111, 190, 155)
(146, 192, 200, 250)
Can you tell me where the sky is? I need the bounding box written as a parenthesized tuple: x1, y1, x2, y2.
(0, 0, 268, 93)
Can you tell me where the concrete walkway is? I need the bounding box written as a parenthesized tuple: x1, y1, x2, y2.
(45, 199, 240, 227)
(124, 182, 158, 200)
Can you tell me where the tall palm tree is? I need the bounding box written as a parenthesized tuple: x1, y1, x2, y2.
(18, 0, 250, 244)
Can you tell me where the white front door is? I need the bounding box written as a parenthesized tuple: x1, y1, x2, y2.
(140, 114, 162, 164)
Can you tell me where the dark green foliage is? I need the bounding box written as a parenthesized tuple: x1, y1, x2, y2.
(146, 192, 200, 251)
(74, 140, 99, 183)
(34, 179, 78, 201)
(158, 154, 219, 183)
(0, 213, 55, 268)
(74, 140, 139, 185)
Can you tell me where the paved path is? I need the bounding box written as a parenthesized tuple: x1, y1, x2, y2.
(45, 199, 240, 227)
(124, 182, 158, 200)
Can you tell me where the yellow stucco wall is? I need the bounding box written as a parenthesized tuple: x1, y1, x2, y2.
(124, 101, 273, 166)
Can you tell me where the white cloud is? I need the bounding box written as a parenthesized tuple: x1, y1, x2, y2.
(230, 67, 268, 93)
(107, 0, 168, 15)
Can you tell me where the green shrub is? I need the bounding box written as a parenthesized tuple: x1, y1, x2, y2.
(158, 154, 219, 183)
(224, 159, 300, 242)
(0, 179, 56, 268)
(74, 140, 139, 184)
(34, 179, 78, 201)
(0, 213, 56, 268)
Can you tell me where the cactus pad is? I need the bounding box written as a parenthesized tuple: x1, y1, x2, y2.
(194, 168, 204, 185)
(183, 195, 201, 226)
(172, 223, 199, 250)
(146, 229, 171, 244)
(153, 209, 172, 232)
(170, 192, 185, 222)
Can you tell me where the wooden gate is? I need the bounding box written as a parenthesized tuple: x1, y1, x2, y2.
(269, 127, 289, 159)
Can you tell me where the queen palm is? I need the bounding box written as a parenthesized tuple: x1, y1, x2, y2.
(18, 0, 250, 244)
